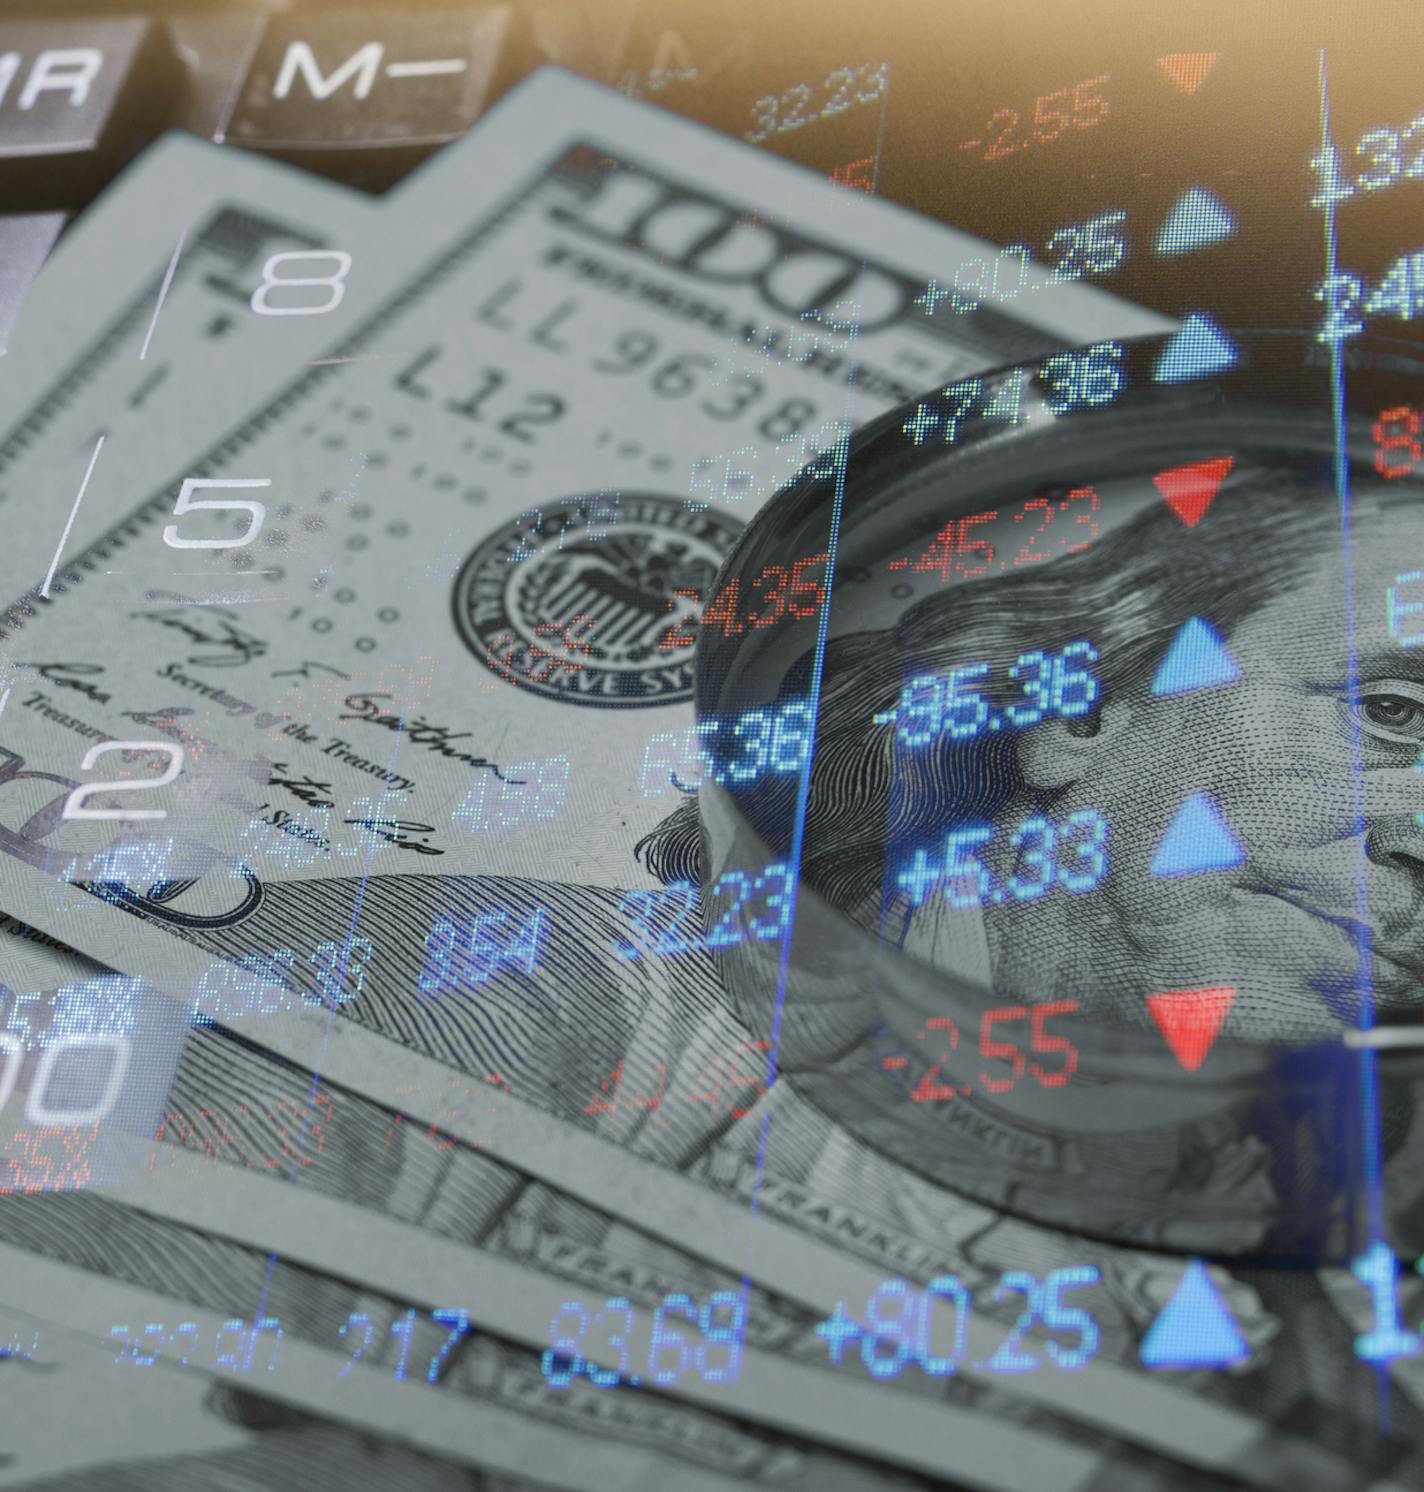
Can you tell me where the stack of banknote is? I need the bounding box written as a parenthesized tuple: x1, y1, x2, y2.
(0, 65, 1415, 1492)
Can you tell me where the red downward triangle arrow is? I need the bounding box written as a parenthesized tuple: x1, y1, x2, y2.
(1146, 986, 1236, 1072)
(1155, 52, 1219, 95)
(1153, 456, 1234, 528)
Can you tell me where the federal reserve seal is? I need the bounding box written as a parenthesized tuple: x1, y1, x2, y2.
(453, 492, 743, 707)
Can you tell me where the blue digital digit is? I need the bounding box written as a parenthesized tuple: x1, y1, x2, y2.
(1005, 651, 1052, 727)
(749, 863, 796, 940)
(498, 907, 545, 977)
(1040, 341, 1124, 412)
(896, 848, 941, 908)
(336, 1312, 374, 1378)
(638, 733, 681, 798)
(468, 912, 511, 982)
(724, 709, 773, 783)
(697, 1290, 748, 1384)
(1039, 1267, 1101, 1369)
(680, 719, 719, 790)
(585, 1297, 633, 1388)
(1389, 571, 1424, 647)
(417, 921, 460, 994)
(860, 1279, 918, 1379)
(1007, 817, 1056, 901)
(649, 1293, 697, 1385)
(1352, 1243, 1423, 1362)
(941, 663, 991, 739)
(214, 1317, 253, 1374)
(895, 674, 944, 748)
(916, 1275, 970, 1376)
(534, 755, 571, 817)
(426, 1309, 471, 1383)
(170, 1322, 200, 1368)
(452, 777, 490, 830)
(704, 871, 754, 949)
(767, 700, 814, 771)
(493, 769, 532, 829)
(542, 1302, 591, 1388)
(1057, 809, 1109, 892)
(1050, 641, 1101, 716)
(943, 826, 993, 908)
(985, 1274, 1041, 1373)
(612, 889, 661, 961)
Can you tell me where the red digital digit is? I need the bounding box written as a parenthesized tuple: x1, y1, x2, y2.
(955, 511, 996, 577)
(2, 1127, 58, 1193)
(1028, 999, 1079, 1087)
(829, 156, 875, 192)
(657, 590, 702, 650)
(1072, 74, 1110, 127)
(910, 1016, 960, 1103)
(1032, 87, 1072, 142)
(787, 552, 829, 618)
(745, 565, 790, 627)
(1373, 405, 1423, 479)
(700, 580, 742, 637)
(1058, 486, 1100, 554)
(984, 108, 1020, 161)
(979, 1005, 1029, 1094)
(54, 1124, 95, 1190)
(1012, 498, 1055, 565)
(912, 520, 960, 580)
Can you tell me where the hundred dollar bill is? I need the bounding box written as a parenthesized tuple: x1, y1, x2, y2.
(0, 967, 1409, 1492)
(0, 1246, 757, 1492)
(0, 981, 1105, 1491)
(8, 67, 1367, 1492)
(0, 133, 397, 608)
(0, 63, 1171, 887)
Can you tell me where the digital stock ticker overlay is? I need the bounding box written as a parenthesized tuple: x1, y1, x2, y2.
(0, 6, 1423, 1492)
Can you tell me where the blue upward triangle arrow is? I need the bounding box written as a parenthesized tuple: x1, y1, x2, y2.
(1152, 617, 1241, 697)
(1155, 188, 1237, 256)
(1140, 1259, 1250, 1369)
(1150, 791, 1245, 878)
(1153, 314, 1239, 383)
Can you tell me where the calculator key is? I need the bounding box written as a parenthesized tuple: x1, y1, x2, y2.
(165, 9, 268, 144)
(0, 211, 65, 354)
(0, 17, 174, 209)
(221, 5, 514, 192)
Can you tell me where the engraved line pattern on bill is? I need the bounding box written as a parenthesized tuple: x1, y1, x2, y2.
(0, 1246, 752, 1492)
(0, 207, 327, 482)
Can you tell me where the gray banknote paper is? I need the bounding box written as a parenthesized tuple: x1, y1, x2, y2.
(4, 65, 1401, 1492)
(0, 132, 396, 607)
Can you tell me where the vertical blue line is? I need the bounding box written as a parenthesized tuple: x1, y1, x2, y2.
(1318, 47, 1392, 1423)
(1317, 47, 1385, 1230)
(744, 76, 894, 1219)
